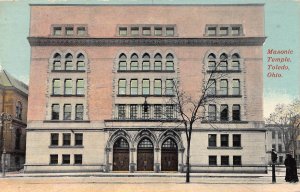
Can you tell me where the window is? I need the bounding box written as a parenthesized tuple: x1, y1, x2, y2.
(220, 80, 228, 95)
(231, 54, 240, 70)
(119, 54, 127, 70)
(154, 105, 162, 119)
(208, 105, 216, 121)
(63, 104, 72, 120)
(142, 104, 150, 119)
(62, 154, 70, 164)
(119, 27, 127, 36)
(77, 27, 86, 36)
(15, 129, 21, 149)
(166, 54, 174, 71)
(219, 27, 228, 36)
(51, 104, 60, 120)
(232, 27, 241, 36)
(65, 53, 73, 70)
(232, 105, 241, 121)
(165, 105, 174, 119)
(207, 80, 216, 95)
(154, 54, 162, 70)
(278, 132, 282, 139)
(221, 156, 229, 166)
(65, 27, 74, 36)
(51, 133, 59, 146)
(16, 101, 23, 120)
(53, 27, 62, 36)
(208, 53, 216, 70)
(220, 105, 228, 121)
(272, 131, 276, 139)
(130, 105, 138, 119)
(232, 80, 240, 95)
(74, 154, 82, 164)
(50, 154, 58, 164)
(52, 79, 61, 95)
(118, 105, 126, 119)
(208, 134, 217, 147)
(75, 133, 83, 146)
(75, 104, 84, 120)
(142, 27, 151, 36)
(221, 134, 229, 147)
(77, 54, 85, 70)
(53, 53, 61, 70)
(154, 79, 162, 95)
(142, 53, 150, 70)
(154, 27, 162, 36)
(209, 156, 217, 166)
(233, 134, 241, 147)
(165, 79, 174, 95)
(131, 27, 139, 36)
(64, 79, 72, 95)
(272, 144, 276, 150)
(76, 79, 84, 95)
(130, 79, 138, 95)
(278, 144, 282, 153)
(63, 133, 71, 146)
(233, 156, 242, 166)
(130, 54, 138, 70)
(118, 79, 126, 95)
(219, 54, 228, 71)
(142, 79, 150, 95)
(207, 27, 216, 36)
(166, 27, 174, 36)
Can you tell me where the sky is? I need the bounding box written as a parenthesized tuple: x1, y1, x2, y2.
(0, 0, 299, 118)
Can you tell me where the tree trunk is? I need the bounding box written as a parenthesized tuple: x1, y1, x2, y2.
(186, 139, 191, 183)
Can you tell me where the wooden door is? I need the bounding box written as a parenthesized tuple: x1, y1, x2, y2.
(113, 138, 129, 171)
(161, 138, 178, 171)
(137, 149, 154, 171)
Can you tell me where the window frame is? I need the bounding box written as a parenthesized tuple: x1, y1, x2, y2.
(62, 133, 71, 146)
(233, 134, 241, 147)
(75, 104, 84, 120)
(76, 79, 84, 95)
(50, 154, 59, 165)
(130, 79, 138, 95)
(51, 104, 60, 120)
(64, 79, 73, 95)
(62, 154, 70, 165)
(220, 134, 229, 147)
(208, 134, 217, 147)
(154, 79, 162, 95)
(142, 79, 150, 95)
(51, 133, 59, 146)
(63, 104, 72, 120)
(221, 155, 229, 166)
(232, 104, 241, 121)
(220, 104, 229, 121)
(209, 155, 217, 166)
(208, 105, 216, 121)
(75, 133, 83, 146)
(118, 79, 127, 95)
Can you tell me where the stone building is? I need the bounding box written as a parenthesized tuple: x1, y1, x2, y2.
(25, 4, 267, 173)
(0, 67, 28, 171)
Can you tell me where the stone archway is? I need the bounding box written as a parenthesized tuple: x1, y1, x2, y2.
(113, 138, 130, 171)
(137, 138, 154, 171)
(161, 138, 178, 171)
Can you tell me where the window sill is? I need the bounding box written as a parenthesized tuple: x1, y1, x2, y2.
(51, 94, 85, 97)
(51, 70, 86, 73)
(49, 145, 84, 148)
(117, 70, 175, 73)
(117, 94, 175, 97)
(206, 95, 242, 98)
(201, 120, 248, 124)
(207, 147, 243, 150)
(44, 120, 90, 123)
(206, 70, 242, 73)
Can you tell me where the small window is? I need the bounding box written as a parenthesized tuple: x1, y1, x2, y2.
(53, 79, 61, 95)
(220, 80, 228, 95)
(233, 156, 241, 166)
(130, 79, 138, 95)
(221, 156, 229, 166)
(76, 79, 84, 95)
(278, 144, 282, 152)
(220, 105, 228, 121)
(209, 156, 217, 166)
(130, 105, 138, 119)
(207, 80, 216, 95)
(75, 104, 84, 120)
(208, 105, 216, 121)
(16, 101, 23, 120)
(50, 154, 58, 164)
(154, 79, 162, 95)
(232, 80, 240, 95)
(142, 79, 150, 95)
(142, 53, 150, 70)
(219, 27, 228, 36)
(233, 134, 241, 147)
(53, 27, 62, 36)
(74, 154, 82, 164)
(65, 54, 73, 70)
(232, 105, 241, 121)
(208, 134, 217, 147)
(51, 133, 59, 146)
(63, 104, 72, 120)
(65, 27, 74, 36)
(75, 133, 83, 146)
(63, 133, 71, 146)
(207, 27, 216, 36)
(130, 54, 139, 70)
(166, 27, 174, 36)
(51, 104, 60, 120)
(278, 132, 282, 139)
(118, 105, 126, 119)
(154, 105, 162, 119)
(272, 131, 276, 139)
(131, 27, 139, 36)
(165, 105, 174, 119)
(118, 79, 126, 95)
(77, 27, 86, 36)
(142, 104, 150, 119)
(154, 54, 162, 70)
(208, 53, 216, 70)
(62, 154, 70, 164)
(231, 53, 240, 70)
(154, 27, 162, 36)
(221, 134, 229, 147)
(166, 54, 174, 71)
(165, 79, 174, 95)
(232, 27, 241, 36)
(142, 27, 151, 36)
(76, 55, 85, 71)
(64, 79, 73, 95)
(53, 61, 62, 71)
(219, 54, 228, 71)
(119, 27, 127, 36)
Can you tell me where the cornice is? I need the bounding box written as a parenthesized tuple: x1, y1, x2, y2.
(28, 37, 266, 47)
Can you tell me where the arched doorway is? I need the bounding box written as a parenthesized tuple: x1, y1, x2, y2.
(113, 138, 129, 171)
(137, 138, 154, 171)
(161, 138, 178, 171)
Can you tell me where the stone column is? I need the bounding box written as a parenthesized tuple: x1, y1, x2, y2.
(130, 148, 136, 173)
(154, 147, 160, 173)
(105, 147, 111, 172)
(179, 148, 185, 173)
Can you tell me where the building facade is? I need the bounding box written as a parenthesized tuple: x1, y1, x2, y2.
(0, 67, 28, 171)
(26, 4, 267, 173)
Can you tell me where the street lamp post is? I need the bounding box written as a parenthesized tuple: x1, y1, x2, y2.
(271, 148, 278, 183)
(1, 112, 12, 178)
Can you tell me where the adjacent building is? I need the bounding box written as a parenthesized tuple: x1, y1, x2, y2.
(25, 4, 267, 173)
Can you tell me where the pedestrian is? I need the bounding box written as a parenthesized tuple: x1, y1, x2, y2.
(284, 154, 293, 182)
(290, 155, 299, 183)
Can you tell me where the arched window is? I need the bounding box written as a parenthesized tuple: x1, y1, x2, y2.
(231, 53, 240, 71)
(220, 79, 228, 95)
(65, 53, 73, 70)
(219, 53, 228, 71)
(16, 101, 22, 120)
(138, 138, 153, 148)
(114, 138, 129, 148)
(77, 53, 85, 70)
(15, 129, 21, 150)
(118, 53, 127, 70)
(207, 53, 216, 71)
(53, 53, 61, 70)
(130, 53, 139, 70)
(142, 53, 150, 70)
(154, 53, 162, 71)
(162, 138, 177, 149)
(166, 53, 174, 71)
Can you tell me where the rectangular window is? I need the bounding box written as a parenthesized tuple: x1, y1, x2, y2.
(53, 27, 62, 36)
(221, 156, 229, 166)
(219, 27, 228, 36)
(166, 61, 174, 71)
(221, 134, 229, 147)
(209, 156, 217, 166)
(220, 105, 228, 121)
(51, 133, 59, 146)
(77, 61, 85, 71)
(119, 61, 127, 70)
(118, 79, 126, 95)
(232, 27, 241, 36)
(75, 133, 83, 146)
(63, 104, 72, 120)
(130, 79, 138, 95)
(207, 27, 216, 36)
(52, 79, 61, 95)
(76, 79, 84, 95)
(130, 105, 138, 119)
(131, 27, 139, 36)
(232, 105, 241, 121)
(142, 61, 150, 70)
(207, 80, 216, 95)
(118, 105, 126, 119)
(74, 154, 82, 164)
(232, 80, 240, 95)
(62, 154, 70, 164)
(165, 105, 174, 119)
(220, 80, 228, 95)
(154, 27, 162, 36)
(219, 61, 228, 71)
(233, 156, 242, 166)
(119, 27, 127, 36)
(50, 154, 58, 164)
(154, 79, 162, 95)
(142, 27, 151, 36)
(51, 104, 60, 120)
(53, 61, 61, 70)
(208, 105, 216, 121)
(154, 61, 162, 70)
(272, 131, 276, 139)
(65, 61, 73, 70)
(142, 105, 150, 119)
(278, 144, 282, 153)
(232, 60, 240, 70)
(272, 144, 276, 151)
(65, 27, 74, 36)
(154, 105, 162, 119)
(165, 79, 174, 95)
(166, 27, 174, 36)
(233, 134, 241, 147)
(142, 79, 150, 95)
(64, 79, 73, 95)
(278, 132, 282, 139)
(75, 104, 84, 120)
(63, 133, 71, 146)
(208, 61, 216, 71)
(208, 134, 217, 147)
(130, 61, 138, 70)
(77, 27, 86, 36)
